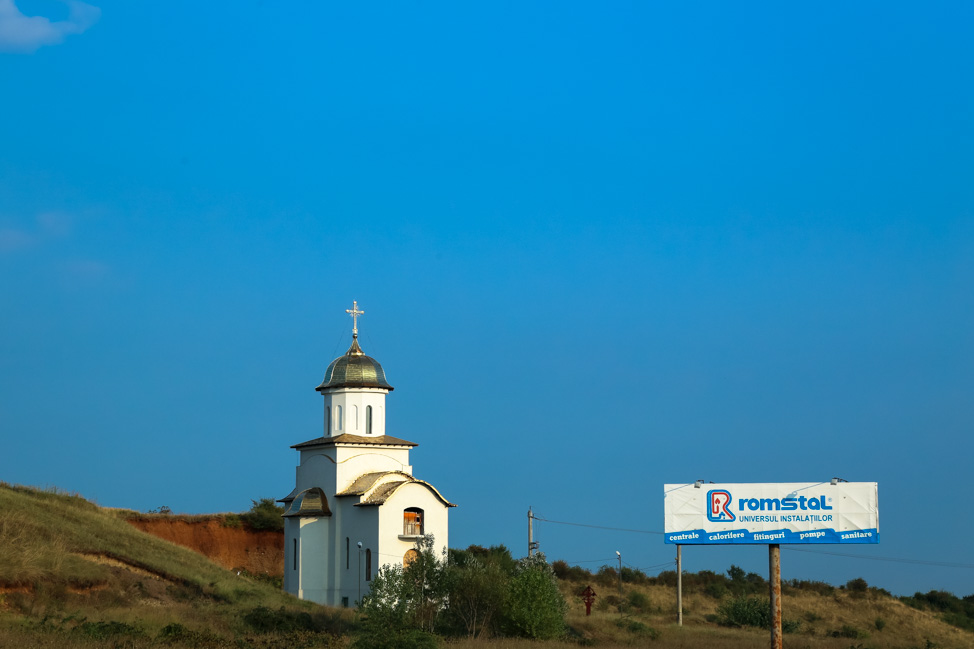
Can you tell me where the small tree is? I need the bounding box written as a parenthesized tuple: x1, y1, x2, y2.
(502, 552, 566, 640)
(354, 535, 446, 648)
(444, 557, 509, 638)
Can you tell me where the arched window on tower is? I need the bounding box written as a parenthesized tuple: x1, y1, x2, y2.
(335, 405, 343, 431)
(366, 406, 373, 435)
(403, 508, 424, 536)
(365, 549, 372, 581)
(325, 406, 331, 434)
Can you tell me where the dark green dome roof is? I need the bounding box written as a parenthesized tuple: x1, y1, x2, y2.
(316, 337, 394, 392)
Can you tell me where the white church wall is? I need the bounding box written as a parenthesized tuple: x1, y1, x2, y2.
(295, 452, 336, 493)
(378, 484, 451, 569)
(295, 516, 330, 604)
(333, 447, 412, 490)
(320, 388, 388, 437)
(334, 499, 380, 606)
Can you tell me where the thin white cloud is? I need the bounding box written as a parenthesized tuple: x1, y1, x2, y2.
(0, 211, 72, 253)
(62, 258, 110, 281)
(0, 228, 34, 252)
(36, 210, 73, 236)
(0, 0, 100, 54)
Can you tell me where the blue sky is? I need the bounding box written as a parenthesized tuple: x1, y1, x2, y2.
(2, 1, 972, 597)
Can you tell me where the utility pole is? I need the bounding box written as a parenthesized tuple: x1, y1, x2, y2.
(527, 507, 539, 556)
(676, 545, 683, 626)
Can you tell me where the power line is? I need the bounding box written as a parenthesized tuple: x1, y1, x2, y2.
(533, 515, 664, 536)
(535, 512, 974, 571)
(783, 547, 974, 570)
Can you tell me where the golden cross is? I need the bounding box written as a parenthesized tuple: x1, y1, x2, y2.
(346, 300, 364, 337)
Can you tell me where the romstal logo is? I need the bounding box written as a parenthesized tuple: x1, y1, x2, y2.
(707, 489, 735, 522)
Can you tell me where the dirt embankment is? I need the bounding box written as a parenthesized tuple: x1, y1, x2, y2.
(127, 518, 284, 577)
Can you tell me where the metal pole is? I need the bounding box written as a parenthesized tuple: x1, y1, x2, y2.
(769, 544, 782, 649)
(676, 545, 683, 626)
(616, 551, 622, 595)
(528, 507, 534, 557)
(358, 544, 363, 605)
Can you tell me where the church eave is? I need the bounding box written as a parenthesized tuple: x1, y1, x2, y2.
(348, 478, 456, 508)
(291, 434, 418, 450)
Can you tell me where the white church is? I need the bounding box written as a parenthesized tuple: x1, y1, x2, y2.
(280, 302, 454, 606)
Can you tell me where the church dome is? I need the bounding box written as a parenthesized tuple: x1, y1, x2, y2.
(316, 337, 394, 392)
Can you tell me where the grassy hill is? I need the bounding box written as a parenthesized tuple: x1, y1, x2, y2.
(0, 482, 970, 649)
(0, 483, 351, 648)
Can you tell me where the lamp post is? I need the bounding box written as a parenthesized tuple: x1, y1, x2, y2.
(616, 551, 622, 594)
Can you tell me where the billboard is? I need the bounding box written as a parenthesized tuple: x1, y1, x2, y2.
(664, 482, 878, 544)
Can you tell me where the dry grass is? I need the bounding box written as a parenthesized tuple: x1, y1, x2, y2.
(1, 482, 971, 648)
(552, 578, 972, 649)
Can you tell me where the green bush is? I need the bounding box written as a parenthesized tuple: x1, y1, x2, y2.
(716, 596, 770, 628)
(502, 552, 566, 640)
(73, 620, 145, 640)
(829, 624, 866, 639)
(352, 626, 439, 649)
(243, 606, 316, 632)
(241, 498, 285, 531)
(221, 513, 242, 529)
(627, 590, 650, 612)
(443, 557, 508, 638)
(614, 618, 660, 639)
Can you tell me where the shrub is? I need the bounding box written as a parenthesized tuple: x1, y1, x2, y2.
(782, 618, 802, 633)
(243, 606, 316, 632)
(716, 596, 770, 628)
(875, 617, 887, 631)
(73, 620, 145, 640)
(221, 513, 242, 529)
(552, 560, 594, 582)
(241, 498, 285, 531)
(705, 581, 729, 599)
(443, 557, 508, 638)
(829, 624, 866, 639)
(502, 552, 566, 640)
(614, 618, 660, 639)
(627, 590, 650, 612)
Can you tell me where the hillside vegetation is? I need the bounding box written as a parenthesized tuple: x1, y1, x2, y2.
(0, 482, 971, 649)
(0, 483, 350, 648)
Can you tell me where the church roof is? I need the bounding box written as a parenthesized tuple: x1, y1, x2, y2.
(291, 434, 418, 449)
(281, 487, 332, 518)
(337, 471, 414, 496)
(336, 470, 456, 507)
(316, 337, 394, 392)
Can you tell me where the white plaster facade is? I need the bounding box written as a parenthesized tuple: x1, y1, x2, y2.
(281, 331, 453, 607)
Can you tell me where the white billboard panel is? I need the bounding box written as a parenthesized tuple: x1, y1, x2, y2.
(664, 482, 878, 545)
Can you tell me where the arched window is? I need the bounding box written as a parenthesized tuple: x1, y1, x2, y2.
(366, 548, 372, 581)
(293, 538, 298, 571)
(403, 549, 419, 569)
(403, 507, 424, 536)
(346, 537, 349, 570)
(352, 405, 358, 430)
(366, 406, 373, 435)
(336, 405, 343, 431)
(325, 406, 331, 434)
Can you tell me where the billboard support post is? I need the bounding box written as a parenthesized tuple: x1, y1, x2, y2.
(769, 544, 782, 649)
(676, 545, 683, 626)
